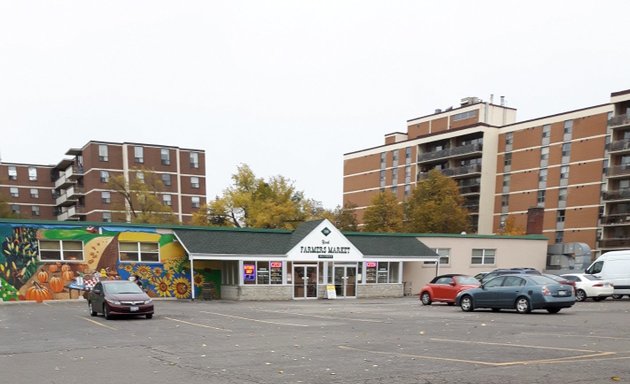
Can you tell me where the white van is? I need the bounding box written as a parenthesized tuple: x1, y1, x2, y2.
(585, 251, 630, 298)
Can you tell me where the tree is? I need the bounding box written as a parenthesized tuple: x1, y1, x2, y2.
(196, 164, 322, 230)
(0, 193, 20, 219)
(499, 215, 526, 235)
(363, 191, 404, 232)
(330, 202, 359, 232)
(405, 169, 470, 233)
(108, 168, 179, 224)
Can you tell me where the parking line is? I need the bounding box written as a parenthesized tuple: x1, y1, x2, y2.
(429, 337, 602, 353)
(163, 317, 231, 332)
(199, 311, 309, 327)
(77, 316, 117, 331)
(255, 309, 386, 323)
(338, 345, 498, 366)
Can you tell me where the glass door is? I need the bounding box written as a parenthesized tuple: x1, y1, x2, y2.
(334, 265, 357, 298)
(293, 265, 318, 299)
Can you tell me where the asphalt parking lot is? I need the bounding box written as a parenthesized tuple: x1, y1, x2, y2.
(1, 297, 630, 384)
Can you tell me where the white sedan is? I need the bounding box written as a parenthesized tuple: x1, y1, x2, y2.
(560, 273, 614, 302)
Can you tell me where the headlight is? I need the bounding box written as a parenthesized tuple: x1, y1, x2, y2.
(106, 299, 121, 305)
(144, 299, 153, 304)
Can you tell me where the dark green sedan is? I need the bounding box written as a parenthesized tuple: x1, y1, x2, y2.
(455, 274, 576, 314)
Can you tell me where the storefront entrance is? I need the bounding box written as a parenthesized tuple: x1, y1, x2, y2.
(293, 265, 318, 299)
(334, 265, 357, 298)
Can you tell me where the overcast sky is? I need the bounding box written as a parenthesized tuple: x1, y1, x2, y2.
(1, 1, 628, 209)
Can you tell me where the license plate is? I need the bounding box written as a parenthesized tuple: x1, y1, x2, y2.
(558, 290, 567, 296)
(130, 306, 139, 312)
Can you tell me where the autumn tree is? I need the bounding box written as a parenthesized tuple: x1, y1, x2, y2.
(362, 191, 404, 232)
(0, 193, 20, 219)
(108, 168, 179, 224)
(329, 202, 359, 232)
(499, 215, 526, 235)
(404, 169, 470, 233)
(196, 164, 322, 230)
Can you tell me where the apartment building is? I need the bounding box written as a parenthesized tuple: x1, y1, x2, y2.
(0, 141, 206, 224)
(344, 90, 630, 256)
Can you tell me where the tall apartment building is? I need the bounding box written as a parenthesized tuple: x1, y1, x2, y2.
(344, 90, 630, 256)
(0, 141, 206, 224)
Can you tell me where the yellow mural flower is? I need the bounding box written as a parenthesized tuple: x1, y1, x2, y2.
(153, 276, 173, 297)
(193, 273, 204, 288)
(173, 277, 191, 299)
(136, 265, 152, 279)
(123, 264, 134, 273)
(153, 267, 163, 276)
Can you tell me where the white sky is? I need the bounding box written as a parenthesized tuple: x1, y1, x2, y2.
(1, 1, 628, 209)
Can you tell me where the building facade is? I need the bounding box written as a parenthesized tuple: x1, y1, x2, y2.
(344, 90, 630, 257)
(0, 141, 206, 224)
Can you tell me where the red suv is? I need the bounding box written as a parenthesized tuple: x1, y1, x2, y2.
(419, 274, 480, 305)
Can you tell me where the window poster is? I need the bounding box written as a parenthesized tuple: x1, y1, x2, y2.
(243, 264, 256, 282)
(270, 261, 283, 284)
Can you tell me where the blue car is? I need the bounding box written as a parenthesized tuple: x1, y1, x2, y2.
(455, 274, 576, 314)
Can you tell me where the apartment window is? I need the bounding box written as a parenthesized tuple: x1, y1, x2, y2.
(541, 146, 549, 161)
(98, 145, 108, 161)
(608, 112, 614, 121)
(471, 249, 495, 265)
(191, 176, 200, 189)
(119, 242, 160, 263)
(404, 184, 411, 196)
(505, 132, 513, 146)
(10, 187, 18, 197)
(555, 231, 564, 244)
(538, 169, 548, 183)
(501, 195, 509, 208)
(504, 153, 512, 167)
(405, 147, 411, 164)
(161, 174, 172, 186)
(39, 240, 84, 261)
(163, 194, 172, 206)
(28, 167, 37, 181)
(563, 120, 573, 135)
(391, 169, 397, 185)
(30, 188, 39, 199)
(191, 196, 200, 208)
(10, 205, 19, 215)
(558, 188, 567, 202)
(190, 152, 199, 168)
(392, 150, 399, 168)
(31, 206, 40, 217)
(542, 124, 551, 137)
(404, 166, 411, 183)
(561, 143, 571, 157)
(102, 191, 111, 204)
(452, 110, 477, 121)
(100, 171, 109, 183)
(134, 146, 144, 163)
(136, 172, 144, 183)
(503, 175, 510, 188)
(161, 148, 171, 165)
(557, 209, 566, 223)
(391, 185, 397, 194)
(380, 152, 386, 169)
(560, 166, 569, 179)
(8, 166, 17, 180)
(102, 211, 112, 223)
(537, 190, 546, 206)
(380, 170, 386, 188)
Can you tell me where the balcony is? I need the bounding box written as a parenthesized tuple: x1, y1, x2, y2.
(54, 174, 74, 189)
(442, 164, 482, 178)
(602, 189, 630, 201)
(598, 238, 630, 249)
(602, 214, 630, 226)
(55, 186, 84, 206)
(608, 115, 630, 129)
(607, 139, 630, 154)
(607, 164, 630, 178)
(57, 205, 85, 221)
(417, 143, 483, 163)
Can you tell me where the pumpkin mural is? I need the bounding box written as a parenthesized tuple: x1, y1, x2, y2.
(49, 276, 64, 293)
(25, 282, 53, 302)
(36, 270, 49, 283)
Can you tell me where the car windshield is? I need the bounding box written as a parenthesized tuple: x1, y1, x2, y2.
(528, 275, 560, 285)
(103, 282, 143, 294)
(455, 276, 479, 285)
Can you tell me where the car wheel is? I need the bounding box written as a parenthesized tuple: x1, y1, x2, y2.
(491, 308, 500, 312)
(515, 297, 531, 314)
(146, 314, 153, 319)
(460, 295, 474, 312)
(547, 308, 561, 314)
(88, 301, 97, 316)
(612, 294, 623, 300)
(575, 289, 587, 302)
(420, 292, 432, 305)
(592, 297, 603, 302)
(104, 305, 112, 320)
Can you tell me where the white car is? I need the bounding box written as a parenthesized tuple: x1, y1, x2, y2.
(560, 273, 614, 302)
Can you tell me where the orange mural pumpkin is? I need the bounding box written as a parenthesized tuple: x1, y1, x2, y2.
(61, 270, 74, 282)
(48, 264, 59, 273)
(26, 282, 53, 302)
(49, 276, 65, 293)
(36, 270, 49, 283)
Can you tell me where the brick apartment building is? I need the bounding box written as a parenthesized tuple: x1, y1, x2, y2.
(344, 90, 630, 256)
(0, 141, 206, 224)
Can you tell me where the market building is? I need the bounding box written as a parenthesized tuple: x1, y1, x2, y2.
(0, 218, 548, 302)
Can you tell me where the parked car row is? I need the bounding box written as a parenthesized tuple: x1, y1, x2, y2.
(419, 267, 616, 314)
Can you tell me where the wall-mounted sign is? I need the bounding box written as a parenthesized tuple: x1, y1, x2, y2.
(318, 255, 333, 259)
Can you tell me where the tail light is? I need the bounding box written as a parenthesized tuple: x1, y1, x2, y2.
(542, 286, 551, 296)
(593, 283, 603, 287)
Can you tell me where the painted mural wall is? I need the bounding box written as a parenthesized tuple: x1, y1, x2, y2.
(0, 223, 203, 302)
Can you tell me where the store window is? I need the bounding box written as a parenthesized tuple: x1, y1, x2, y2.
(471, 249, 495, 265)
(119, 242, 159, 263)
(39, 240, 84, 261)
(365, 262, 399, 283)
(243, 261, 283, 285)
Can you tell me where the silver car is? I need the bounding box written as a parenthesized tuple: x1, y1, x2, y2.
(455, 274, 576, 314)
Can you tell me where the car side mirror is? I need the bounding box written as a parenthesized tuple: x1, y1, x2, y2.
(449, 282, 456, 286)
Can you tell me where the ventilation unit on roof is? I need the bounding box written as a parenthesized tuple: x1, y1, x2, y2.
(460, 97, 480, 106)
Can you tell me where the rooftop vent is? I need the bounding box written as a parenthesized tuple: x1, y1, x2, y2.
(460, 97, 480, 106)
